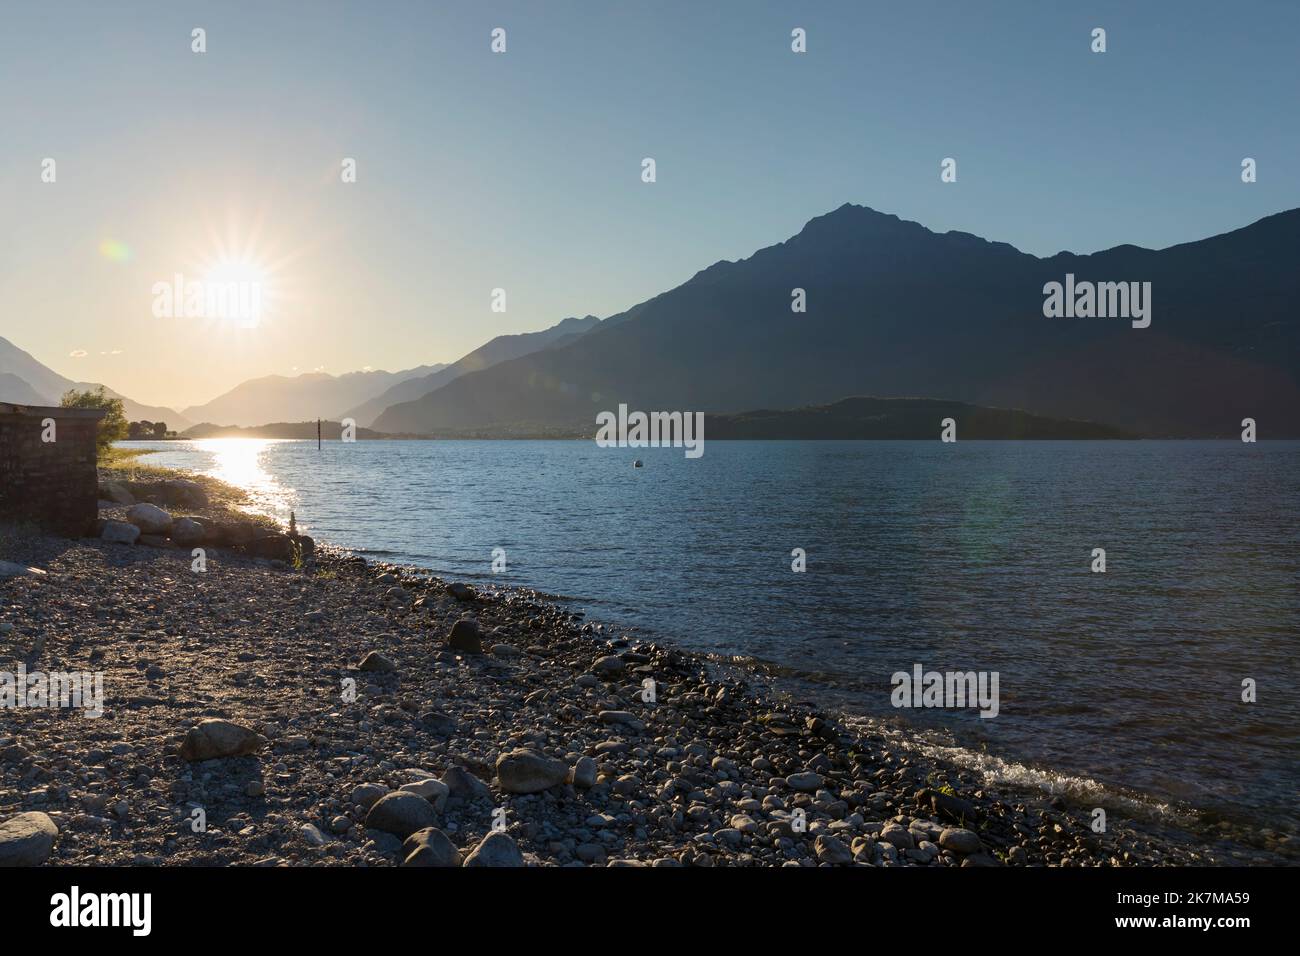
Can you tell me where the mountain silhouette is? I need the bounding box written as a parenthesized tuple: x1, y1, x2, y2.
(345, 315, 600, 426)
(371, 205, 1300, 438)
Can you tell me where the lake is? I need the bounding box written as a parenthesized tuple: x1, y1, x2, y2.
(127, 438, 1300, 841)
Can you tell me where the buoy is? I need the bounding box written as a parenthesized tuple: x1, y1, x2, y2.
(633, 459, 643, 468)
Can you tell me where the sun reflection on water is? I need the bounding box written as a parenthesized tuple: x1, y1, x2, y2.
(194, 438, 297, 525)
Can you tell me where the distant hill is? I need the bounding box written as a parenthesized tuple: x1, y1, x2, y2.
(0, 373, 48, 405)
(372, 205, 1300, 439)
(353, 316, 600, 427)
(0, 336, 192, 428)
(706, 396, 1132, 439)
(181, 365, 445, 428)
(180, 421, 416, 440)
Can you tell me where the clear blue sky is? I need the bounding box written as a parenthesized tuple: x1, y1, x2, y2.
(1, 0, 1295, 408)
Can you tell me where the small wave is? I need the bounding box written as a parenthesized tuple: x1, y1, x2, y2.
(843, 713, 1194, 826)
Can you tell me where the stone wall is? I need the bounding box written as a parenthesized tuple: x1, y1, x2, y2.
(0, 403, 106, 536)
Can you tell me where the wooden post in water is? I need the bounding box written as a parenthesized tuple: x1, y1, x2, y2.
(317, 418, 321, 450)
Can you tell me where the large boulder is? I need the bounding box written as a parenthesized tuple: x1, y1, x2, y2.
(100, 521, 141, 546)
(178, 719, 265, 761)
(245, 534, 294, 561)
(162, 478, 209, 508)
(170, 517, 205, 547)
(126, 503, 173, 535)
(210, 521, 259, 547)
(0, 811, 58, 866)
(495, 749, 569, 794)
(462, 831, 523, 867)
(365, 792, 439, 839)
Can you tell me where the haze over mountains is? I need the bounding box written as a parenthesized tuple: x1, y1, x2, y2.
(180, 365, 447, 428)
(0, 336, 193, 428)
(373, 205, 1300, 439)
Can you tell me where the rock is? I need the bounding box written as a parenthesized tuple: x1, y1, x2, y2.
(349, 783, 388, 809)
(440, 766, 491, 802)
(0, 811, 58, 866)
(417, 710, 456, 736)
(162, 478, 208, 508)
(462, 831, 523, 867)
(170, 517, 205, 547)
(100, 520, 141, 545)
(927, 789, 979, 823)
(785, 772, 824, 792)
(598, 711, 645, 732)
(576, 842, 606, 864)
(245, 534, 294, 561)
(490, 643, 522, 657)
(99, 481, 135, 505)
(399, 778, 449, 811)
(938, 827, 984, 855)
(126, 503, 174, 534)
(300, 823, 328, 847)
(364, 792, 439, 839)
(245, 780, 265, 797)
(815, 834, 853, 865)
(358, 651, 397, 673)
(571, 756, 598, 789)
(591, 655, 625, 676)
(447, 617, 482, 653)
(879, 825, 916, 850)
(178, 719, 265, 761)
(0, 560, 45, 579)
(401, 827, 461, 867)
(496, 748, 569, 794)
(447, 582, 476, 602)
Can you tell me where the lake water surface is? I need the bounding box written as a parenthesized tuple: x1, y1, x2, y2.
(129, 438, 1300, 840)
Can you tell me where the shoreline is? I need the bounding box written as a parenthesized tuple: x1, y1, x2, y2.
(0, 460, 1290, 867)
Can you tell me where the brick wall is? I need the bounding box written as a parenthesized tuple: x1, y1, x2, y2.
(0, 403, 106, 536)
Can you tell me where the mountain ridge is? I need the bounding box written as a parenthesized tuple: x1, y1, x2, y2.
(372, 204, 1300, 439)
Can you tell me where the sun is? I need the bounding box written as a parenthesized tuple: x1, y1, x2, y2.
(202, 258, 268, 325)
(180, 205, 301, 331)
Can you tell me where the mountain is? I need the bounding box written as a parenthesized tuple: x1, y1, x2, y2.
(0, 336, 192, 429)
(0, 373, 48, 405)
(181, 365, 446, 428)
(372, 205, 1300, 439)
(351, 316, 600, 427)
(706, 396, 1131, 439)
